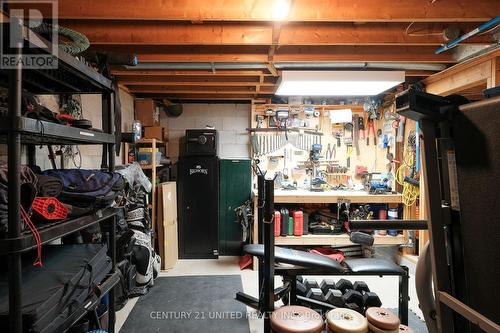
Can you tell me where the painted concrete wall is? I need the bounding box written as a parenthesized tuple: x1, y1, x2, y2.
(164, 103, 251, 163)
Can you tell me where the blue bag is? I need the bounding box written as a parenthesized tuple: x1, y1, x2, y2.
(42, 169, 124, 208)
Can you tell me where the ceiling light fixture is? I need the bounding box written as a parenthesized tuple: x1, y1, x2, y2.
(275, 71, 405, 96)
(272, 0, 291, 21)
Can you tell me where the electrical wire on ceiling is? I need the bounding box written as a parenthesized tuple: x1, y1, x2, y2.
(405, 0, 441, 37)
(405, 22, 443, 37)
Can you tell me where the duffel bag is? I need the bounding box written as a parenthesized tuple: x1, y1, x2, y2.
(42, 169, 125, 208)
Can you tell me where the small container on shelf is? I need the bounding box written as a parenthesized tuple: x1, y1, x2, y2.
(274, 211, 281, 237)
(387, 208, 399, 236)
(378, 209, 387, 236)
(137, 152, 162, 166)
(280, 208, 289, 236)
(288, 216, 294, 236)
(293, 211, 303, 236)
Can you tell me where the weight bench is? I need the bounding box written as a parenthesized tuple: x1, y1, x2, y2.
(238, 244, 409, 325)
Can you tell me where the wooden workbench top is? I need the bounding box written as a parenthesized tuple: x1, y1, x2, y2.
(252, 189, 402, 204)
(274, 233, 405, 246)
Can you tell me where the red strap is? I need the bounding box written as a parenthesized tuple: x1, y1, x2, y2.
(20, 205, 43, 267)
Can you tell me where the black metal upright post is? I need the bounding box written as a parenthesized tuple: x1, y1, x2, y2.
(257, 174, 265, 313)
(420, 119, 455, 333)
(7, 27, 23, 333)
(104, 90, 116, 332)
(101, 92, 111, 169)
(263, 178, 275, 333)
(108, 91, 115, 171)
(108, 214, 116, 333)
(26, 145, 36, 167)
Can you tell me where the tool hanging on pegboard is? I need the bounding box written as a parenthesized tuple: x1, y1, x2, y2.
(344, 122, 353, 168)
(353, 114, 360, 156)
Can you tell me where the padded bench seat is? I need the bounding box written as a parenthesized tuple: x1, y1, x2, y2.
(244, 244, 345, 272)
(344, 258, 406, 275)
(244, 244, 405, 275)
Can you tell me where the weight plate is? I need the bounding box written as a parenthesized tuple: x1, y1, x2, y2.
(399, 325, 415, 333)
(365, 308, 400, 330)
(368, 322, 399, 333)
(326, 308, 368, 333)
(271, 306, 324, 333)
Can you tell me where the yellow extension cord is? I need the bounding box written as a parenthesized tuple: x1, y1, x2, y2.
(396, 148, 419, 206)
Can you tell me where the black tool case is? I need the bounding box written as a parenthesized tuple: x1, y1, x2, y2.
(0, 244, 111, 333)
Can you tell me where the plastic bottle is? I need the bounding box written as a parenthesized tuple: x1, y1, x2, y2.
(274, 211, 281, 237)
(280, 208, 289, 236)
(293, 211, 304, 236)
(288, 216, 294, 236)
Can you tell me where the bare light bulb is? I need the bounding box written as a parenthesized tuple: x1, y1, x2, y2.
(272, 0, 291, 20)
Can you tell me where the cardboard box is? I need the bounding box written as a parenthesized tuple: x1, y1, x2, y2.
(144, 126, 165, 141)
(135, 98, 160, 126)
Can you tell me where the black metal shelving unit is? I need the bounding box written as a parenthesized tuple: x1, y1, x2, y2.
(1, 21, 119, 333)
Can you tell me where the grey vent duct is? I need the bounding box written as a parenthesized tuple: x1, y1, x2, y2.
(125, 62, 446, 72)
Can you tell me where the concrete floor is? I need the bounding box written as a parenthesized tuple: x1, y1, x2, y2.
(116, 256, 424, 333)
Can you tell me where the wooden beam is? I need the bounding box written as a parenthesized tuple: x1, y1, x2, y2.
(110, 69, 272, 76)
(128, 88, 275, 94)
(423, 48, 500, 95)
(96, 45, 455, 63)
(490, 56, 500, 88)
(273, 45, 455, 63)
(135, 93, 264, 100)
(266, 63, 279, 76)
(63, 20, 493, 46)
(120, 80, 276, 87)
(114, 75, 269, 83)
(423, 48, 500, 85)
(56, 1, 499, 22)
(424, 60, 491, 95)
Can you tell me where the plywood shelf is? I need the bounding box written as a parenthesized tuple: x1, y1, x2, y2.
(274, 234, 405, 246)
(140, 164, 163, 170)
(253, 189, 403, 204)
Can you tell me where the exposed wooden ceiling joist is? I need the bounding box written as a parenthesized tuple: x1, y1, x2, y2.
(55, 0, 499, 22)
(128, 86, 272, 93)
(135, 93, 265, 100)
(109, 69, 273, 77)
(63, 21, 493, 46)
(98, 45, 454, 63)
(120, 80, 277, 87)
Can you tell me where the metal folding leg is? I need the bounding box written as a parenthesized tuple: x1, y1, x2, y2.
(399, 266, 410, 325)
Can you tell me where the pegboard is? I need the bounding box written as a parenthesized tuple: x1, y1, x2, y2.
(250, 103, 401, 189)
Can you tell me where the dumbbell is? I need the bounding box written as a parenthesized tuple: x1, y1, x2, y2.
(296, 280, 308, 296)
(363, 291, 382, 308)
(325, 289, 344, 307)
(319, 279, 336, 295)
(306, 288, 327, 302)
(335, 278, 353, 293)
(353, 281, 370, 293)
(345, 302, 363, 314)
(342, 289, 364, 309)
(304, 279, 320, 291)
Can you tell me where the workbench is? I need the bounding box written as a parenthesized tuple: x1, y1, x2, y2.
(251, 189, 406, 269)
